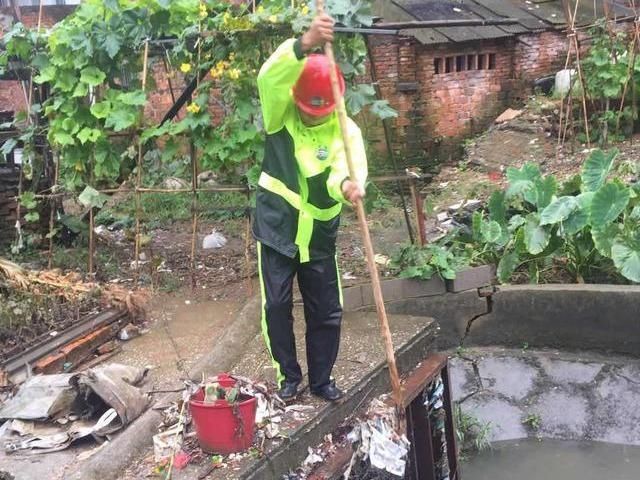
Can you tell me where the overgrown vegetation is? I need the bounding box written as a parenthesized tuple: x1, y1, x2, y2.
(522, 413, 542, 431)
(576, 20, 640, 144)
(454, 404, 492, 459)
(393, 148, 640, 285)
(0, 0, 396, 253)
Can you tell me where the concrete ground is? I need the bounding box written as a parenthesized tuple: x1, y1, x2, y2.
(120, 309, 433, 479)
(450, 347, 640, 445)
(0, 289, 246, 480)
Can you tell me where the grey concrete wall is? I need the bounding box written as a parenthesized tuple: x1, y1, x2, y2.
(471, 285, 640, 356)
(384, 284, 640, 357)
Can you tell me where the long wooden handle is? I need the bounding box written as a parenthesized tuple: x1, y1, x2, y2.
(316, 1, 403, 408)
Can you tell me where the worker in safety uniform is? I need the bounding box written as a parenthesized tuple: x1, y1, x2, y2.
(253, 14, 367, 402)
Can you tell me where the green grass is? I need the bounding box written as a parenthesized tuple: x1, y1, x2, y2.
(96, 191, 249, 230)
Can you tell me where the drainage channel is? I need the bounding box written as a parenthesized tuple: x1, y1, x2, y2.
(464, 438, 640, 480)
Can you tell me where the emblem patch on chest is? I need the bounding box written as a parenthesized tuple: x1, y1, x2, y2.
(316, 146, 329, 161)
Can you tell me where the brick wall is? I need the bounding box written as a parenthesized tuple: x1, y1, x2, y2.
(368, 29, 569, 166)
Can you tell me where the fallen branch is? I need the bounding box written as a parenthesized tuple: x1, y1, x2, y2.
(0, 257, 148, 321)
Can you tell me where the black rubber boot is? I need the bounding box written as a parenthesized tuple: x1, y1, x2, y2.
(311, 380, 344, 402)
(277, 380, 300, 402)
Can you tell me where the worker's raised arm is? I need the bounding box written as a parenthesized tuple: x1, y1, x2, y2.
(257, 39, 305, 134)
(327, 118, 368, 206)
(257, 14, 335, 134)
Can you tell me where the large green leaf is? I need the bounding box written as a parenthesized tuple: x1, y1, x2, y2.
(590, 182, 630, 227)
(540, 196, 579, 225)
(481, 220, 502, 244)
(1, 138, 17, 156)
(525, 176, 557, 209)
(524, 213, 550, 255)
(90, 101, 111, 119)
(34, 65, 56, 84)
(105, 107, 137, 131)
(78, 186, 108, 209)
(497, 251, 519, 284)
(562, 192, 593, 235)
(118, 90, 146, 106)
(80, 66, 106, 86)
(506, 163, 541, 198)
(581, 148, 617, 192)
(611, 242, 640, 282)
(103, 33, 121, 59)
(488, 190, 506, 224)
(508, 214, 525, 232)
(369, 100, 398, 120)
(77, 127, 101, 144)
(591, 222, 620, 257)
(346, 83, 375, 115)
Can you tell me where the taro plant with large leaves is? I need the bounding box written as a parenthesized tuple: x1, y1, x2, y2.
(394, 148, 640, 284)
(486, 148, 640, 283)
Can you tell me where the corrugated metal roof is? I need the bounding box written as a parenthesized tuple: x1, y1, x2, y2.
(377, 0, 638, 45)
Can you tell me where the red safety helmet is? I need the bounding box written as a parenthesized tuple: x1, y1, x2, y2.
(293, 54, 346, 118)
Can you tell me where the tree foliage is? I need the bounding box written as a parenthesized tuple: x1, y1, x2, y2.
(0, 0, 391, 195)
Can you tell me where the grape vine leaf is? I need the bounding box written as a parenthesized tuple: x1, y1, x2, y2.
(80, 66, 106, 86)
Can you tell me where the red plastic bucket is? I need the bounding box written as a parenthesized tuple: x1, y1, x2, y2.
(189, 374, 257, 454)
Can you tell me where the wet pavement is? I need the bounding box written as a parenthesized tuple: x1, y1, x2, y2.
(451, 347, 640, 445)
(0, 294, 243, 480)
(464, 438, 640, 480)
(121, 309, 434, 479)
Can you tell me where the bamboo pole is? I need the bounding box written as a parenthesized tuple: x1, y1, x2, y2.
(134, 41, 150, 285)
(47, 152, 59, 269)
(316, 1, 403, 409)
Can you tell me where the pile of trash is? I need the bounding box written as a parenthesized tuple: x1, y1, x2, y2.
(295, 396, 410, 480)
(0, 363, 149, 453)
(343, 398, 410, 479)
(150, 375, 288, 477)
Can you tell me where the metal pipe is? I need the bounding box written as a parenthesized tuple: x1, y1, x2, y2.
(373, 18, 520, 29)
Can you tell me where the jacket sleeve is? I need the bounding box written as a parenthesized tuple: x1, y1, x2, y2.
(327, 118, 368, 205)
(257, 38, 307, 135)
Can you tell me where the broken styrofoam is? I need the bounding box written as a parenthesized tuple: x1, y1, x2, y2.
(153, 425, 184, 462)
(202, 230, 227, 249)
(447, 199, 482, 213)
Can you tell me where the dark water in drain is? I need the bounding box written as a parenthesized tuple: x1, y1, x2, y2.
(464, 439, 640, 480)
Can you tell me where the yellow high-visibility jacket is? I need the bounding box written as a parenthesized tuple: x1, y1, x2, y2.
(253, 38, 368, 263)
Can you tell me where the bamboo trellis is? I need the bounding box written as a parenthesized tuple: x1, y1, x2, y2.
(557, 0, 640, 151)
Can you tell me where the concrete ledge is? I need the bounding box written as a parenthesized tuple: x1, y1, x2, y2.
(468, 284, 640, 356)
(240, 321, 439, 480)
(445, 265, 493, 293)
(342, 277, 446, 312)
(65, 295, 262, 480)
(385, 284, 640, 357)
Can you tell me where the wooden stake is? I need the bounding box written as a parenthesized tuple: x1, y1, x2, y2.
(316, 1, 403, 408)
(134, 41, 150, 285)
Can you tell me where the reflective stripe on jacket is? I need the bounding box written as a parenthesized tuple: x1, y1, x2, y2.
(252, 38, 368, 262)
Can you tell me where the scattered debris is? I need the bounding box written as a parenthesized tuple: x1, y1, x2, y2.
(118, 323, 141, 341)
(342, 271, 357, 281)
(202, 230, 228, 250)
(154, 425, 184, 462)
(447, 199, 482, 214)
(197, 170, 218, 187)
(344, 397, 410, 478)
(0, 363, 149, 453)
(163, 177, 190, 190)
(494, 108, 523, 124)
(374, 254, 390, 266)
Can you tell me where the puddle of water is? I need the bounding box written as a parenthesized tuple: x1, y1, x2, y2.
(463, 439, 640, 480)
